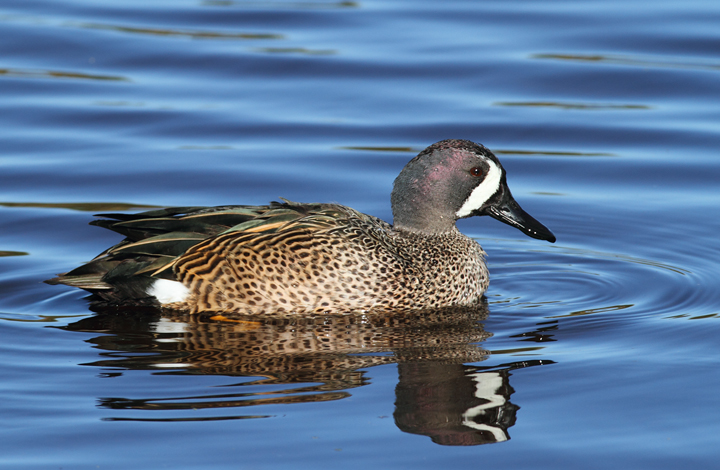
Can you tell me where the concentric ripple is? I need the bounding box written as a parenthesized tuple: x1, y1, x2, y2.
(485, 239, 716, 322)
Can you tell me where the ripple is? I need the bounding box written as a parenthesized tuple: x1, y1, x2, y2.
(486, 240, 713, 321)
(548, 246, 691, 275)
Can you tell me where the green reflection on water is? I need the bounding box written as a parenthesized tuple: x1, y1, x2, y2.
(495, 149, 615, 157)
(202, 0, 358, 8)
(78, 22, 283, 40)
(0, 202, 158, 212)
(339, 146, 417, 153)
(534, 53, 720, 71)
(253, 47, 336, 55)
(666, 313, 720, 320)
(0, 251, 29, 257)
(494, 101, 651, 110)
(0, 67, 129, 81)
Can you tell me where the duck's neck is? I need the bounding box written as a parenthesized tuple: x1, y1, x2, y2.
(391, 152, 463, 235)
(393, 222, 460, 238)
(390, 196, 459, 235)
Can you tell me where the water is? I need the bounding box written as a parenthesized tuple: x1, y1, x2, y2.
(1, 0, 720, 468)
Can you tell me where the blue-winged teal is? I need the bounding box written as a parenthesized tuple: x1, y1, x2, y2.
(49, 139, 555, 314)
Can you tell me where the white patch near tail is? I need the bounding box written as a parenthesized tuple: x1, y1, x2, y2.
(147, 279, 190, 304)
(455, 161, 502, 218)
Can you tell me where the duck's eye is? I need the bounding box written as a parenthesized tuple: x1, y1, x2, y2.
(469, 167, 483, 177)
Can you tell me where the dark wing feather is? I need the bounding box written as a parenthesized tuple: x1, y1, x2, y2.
(46, 201, 340, 305)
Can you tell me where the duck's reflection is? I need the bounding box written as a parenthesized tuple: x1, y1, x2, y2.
(60, 301, 550, 445)
(395, 362, 543, 445)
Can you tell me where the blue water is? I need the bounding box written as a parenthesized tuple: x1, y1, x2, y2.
(2, 0, 720, 468)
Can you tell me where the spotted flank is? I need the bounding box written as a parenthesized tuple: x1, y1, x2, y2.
(47, 139, 555, 314)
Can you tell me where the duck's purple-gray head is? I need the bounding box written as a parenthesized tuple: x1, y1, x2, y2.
(391, 139, 556, 242)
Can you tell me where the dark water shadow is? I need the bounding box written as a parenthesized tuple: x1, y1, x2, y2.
(57, 301, 553, 445)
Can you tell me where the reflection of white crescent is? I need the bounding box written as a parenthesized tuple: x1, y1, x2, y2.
(461, 371, 509, 443)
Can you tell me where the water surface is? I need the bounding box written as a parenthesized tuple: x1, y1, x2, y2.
(2, 0, 720, 468)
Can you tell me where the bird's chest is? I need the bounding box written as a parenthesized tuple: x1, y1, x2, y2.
(394, 235, 488, 305)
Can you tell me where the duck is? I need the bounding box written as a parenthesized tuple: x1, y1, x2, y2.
(48, 139, 555, 314)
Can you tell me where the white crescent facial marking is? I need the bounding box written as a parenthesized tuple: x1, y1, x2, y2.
(147, 279, 190, 304)
(456, 160, 502, 218)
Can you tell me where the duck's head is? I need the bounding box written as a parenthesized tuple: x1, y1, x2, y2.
(391, 139, 556, 242)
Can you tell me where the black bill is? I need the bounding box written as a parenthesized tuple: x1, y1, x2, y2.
(481, 187, 556, 243)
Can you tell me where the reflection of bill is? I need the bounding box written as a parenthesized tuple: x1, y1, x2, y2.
(59, 305, 551, 445)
